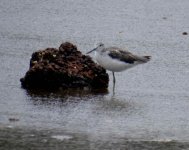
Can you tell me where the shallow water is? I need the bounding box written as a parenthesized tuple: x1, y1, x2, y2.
(0, 0, 189, 149)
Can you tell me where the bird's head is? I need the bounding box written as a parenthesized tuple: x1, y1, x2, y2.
(86, 43, 105, 54)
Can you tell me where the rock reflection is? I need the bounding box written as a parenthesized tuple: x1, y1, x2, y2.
(25, 88, 109, 105)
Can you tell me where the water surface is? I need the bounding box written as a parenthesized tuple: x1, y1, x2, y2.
(0, 0, 189, 149)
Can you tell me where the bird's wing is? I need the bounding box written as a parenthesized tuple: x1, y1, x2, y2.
(107, 47, 149, 64)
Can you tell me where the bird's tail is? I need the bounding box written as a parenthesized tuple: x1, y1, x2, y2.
(136, 55, 151, 63)
(144, 56, 151, 61)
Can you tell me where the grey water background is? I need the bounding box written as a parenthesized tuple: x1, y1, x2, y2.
(0, 0, 189, 149)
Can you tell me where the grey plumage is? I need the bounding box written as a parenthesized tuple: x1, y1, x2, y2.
(106, 47, 151, 64)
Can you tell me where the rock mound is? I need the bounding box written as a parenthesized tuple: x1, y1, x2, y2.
(20, 42, 109, 90)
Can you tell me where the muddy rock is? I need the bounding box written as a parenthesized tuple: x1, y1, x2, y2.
(20, 42, 109, 90)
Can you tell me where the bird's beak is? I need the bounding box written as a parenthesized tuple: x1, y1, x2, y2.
(86, 48, 97, 54)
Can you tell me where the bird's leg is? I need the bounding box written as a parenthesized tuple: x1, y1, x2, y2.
(112, 72, 116, 84)
(112, 72, 116, 94)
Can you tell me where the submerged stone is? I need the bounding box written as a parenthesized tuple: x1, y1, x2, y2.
(20, 42, 109, 90)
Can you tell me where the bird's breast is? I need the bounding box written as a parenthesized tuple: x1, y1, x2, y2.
(95, 53, 134, 72)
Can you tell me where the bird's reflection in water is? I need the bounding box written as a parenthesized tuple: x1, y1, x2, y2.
(94, 94, 138, 116)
